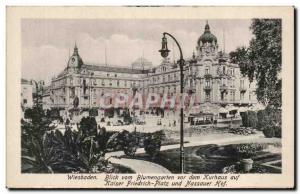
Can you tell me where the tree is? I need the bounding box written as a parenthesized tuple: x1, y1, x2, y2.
(241, 111, 258, 128)
(79, 117, 98, 137)
(21, 106, 57, 173)
(230, 19, 282, 109)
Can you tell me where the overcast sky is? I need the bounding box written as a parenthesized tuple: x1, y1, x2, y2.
(22, 19, 253, 83)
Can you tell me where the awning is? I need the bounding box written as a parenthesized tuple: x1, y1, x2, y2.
(249, 103, 265, 111)
(219, 107, 228, 113)
(238, 107, 248, 112)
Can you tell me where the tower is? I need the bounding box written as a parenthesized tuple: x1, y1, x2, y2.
(196, 21, 218, 57)
(67, 42, 84, 71)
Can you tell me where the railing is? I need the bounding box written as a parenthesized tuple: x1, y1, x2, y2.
(239, 86, 247, 92)
(220, 85, 228, 91)
(204, 73, 212, 79)
(204, 85, 212, 91)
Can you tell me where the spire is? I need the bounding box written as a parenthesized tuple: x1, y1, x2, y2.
(204, 20, 210, 33)
(73, 41, 78, 55)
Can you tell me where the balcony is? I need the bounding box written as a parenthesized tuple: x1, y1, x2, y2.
(219, 85, 228, 92)
(204, 73, 212, 79)
(239, 86, 247, 92)
(185, 86, 196, 94)
(204, 85, 212, 92)
(218, 72, 228, 78)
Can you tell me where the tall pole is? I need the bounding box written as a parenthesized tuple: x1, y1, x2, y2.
(161, 32, 185, 174)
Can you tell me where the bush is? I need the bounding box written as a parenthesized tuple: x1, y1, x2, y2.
(241, 110, 258, 128)
(274, 126, 282, 138)
(233, 143, 267, 159)
(79, 117, 97, 137)
(121, 130, 138, 157)
(263, 126, 275, 138)
(144, 131, 164, 158)
(257, 108, 282, 131)
(89, 108, 98, 117)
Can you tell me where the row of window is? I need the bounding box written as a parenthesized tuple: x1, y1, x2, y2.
(205, 91, 253, 101)
(150, 73, 178, 84)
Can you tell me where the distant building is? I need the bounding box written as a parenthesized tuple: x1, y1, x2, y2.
(131, 57, 153, 70)
(21, 79, 33, 108)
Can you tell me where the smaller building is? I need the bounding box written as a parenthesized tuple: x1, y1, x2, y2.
(21, 79, 33, 109)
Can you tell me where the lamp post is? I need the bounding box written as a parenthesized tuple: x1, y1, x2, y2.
(159, 32, 185, 174)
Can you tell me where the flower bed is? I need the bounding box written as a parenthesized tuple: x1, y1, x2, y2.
(228, 127, 257, 136)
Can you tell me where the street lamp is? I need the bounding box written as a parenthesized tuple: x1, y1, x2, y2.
(159, 32, 185, 174)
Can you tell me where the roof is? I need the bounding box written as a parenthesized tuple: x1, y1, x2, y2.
(189, 113, 214, 117)
(198, 22, 217, 45)
(83, 64, 148, 74)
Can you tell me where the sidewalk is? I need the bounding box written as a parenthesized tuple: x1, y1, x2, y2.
(109, 157, 171, 174)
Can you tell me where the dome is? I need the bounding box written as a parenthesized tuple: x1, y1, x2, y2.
(198, 22, 217, 45)
(131, 57, 153, 70)
(67, 43, 84, 69)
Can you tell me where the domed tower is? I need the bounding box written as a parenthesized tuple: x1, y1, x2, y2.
(67, 43, 84, 71)
(196, 21, 218, 57)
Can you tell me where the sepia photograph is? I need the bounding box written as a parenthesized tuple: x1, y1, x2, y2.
(6, 6, 294, 189)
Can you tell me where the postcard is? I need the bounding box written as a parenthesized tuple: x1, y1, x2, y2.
(6, 6, 294, 189)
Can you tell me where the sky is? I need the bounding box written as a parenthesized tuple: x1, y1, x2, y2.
(22, 19, 253, 83)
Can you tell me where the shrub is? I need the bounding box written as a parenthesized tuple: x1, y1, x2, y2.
(144, 131, 164, 158)
(263, 126, 275, 138)
(121, 130, 138, 157)
(233, 143, 267, 159)
(257, 108, 282, 131)
(274, 126, 282, 138)
(241, 111, 258, 128)
(79, 117, 97, 137)
(89, 108, 98, 117)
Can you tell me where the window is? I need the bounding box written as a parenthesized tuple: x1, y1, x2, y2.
(221, 78, 226, 86)
(115, 74, 117, 77)
(240, 92, 245, 100)
(240, 80, 244, 87)
(23, 99, 27, 104)
(205, 80, 210, 87)
(205, 67, 210, 74)
(117, 80, 120, 87)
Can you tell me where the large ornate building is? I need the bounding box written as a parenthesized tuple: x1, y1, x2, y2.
(44, 22, 258, 117)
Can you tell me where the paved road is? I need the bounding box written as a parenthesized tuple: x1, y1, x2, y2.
(106, 132, 281, 173)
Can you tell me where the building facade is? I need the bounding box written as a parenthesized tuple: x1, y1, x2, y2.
(45, 22, 258, 116)
(21, 79, 34, 109)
